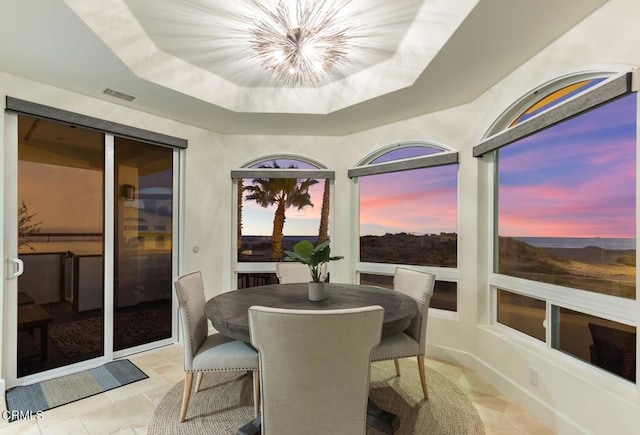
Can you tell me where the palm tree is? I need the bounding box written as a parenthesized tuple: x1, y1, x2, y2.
(244, 162, 318, 260)
(237, 178, 243, 252)
(317, 178, 330, 243)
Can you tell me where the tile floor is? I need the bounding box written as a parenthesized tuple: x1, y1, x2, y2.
(0, 344, 553, 434)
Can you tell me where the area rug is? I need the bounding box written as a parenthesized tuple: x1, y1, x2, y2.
(48, 307, 171, 359)
(5, 359, 147, 421)
(48, 317, 103, 358)
(148, 359, 485, 435)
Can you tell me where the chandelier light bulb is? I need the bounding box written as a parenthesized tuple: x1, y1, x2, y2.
(248, 0, 351, 85)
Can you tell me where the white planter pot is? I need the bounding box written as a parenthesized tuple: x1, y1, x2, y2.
(308, 282, 326, 301)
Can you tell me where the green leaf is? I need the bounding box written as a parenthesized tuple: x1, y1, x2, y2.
(293, 240, 314, 258)
(283, 250, 311, 265)
(283, 239, 343, 272)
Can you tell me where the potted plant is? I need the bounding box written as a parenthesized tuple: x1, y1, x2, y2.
(283, 240, 343, 300)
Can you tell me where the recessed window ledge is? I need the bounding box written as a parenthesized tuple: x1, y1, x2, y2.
(478, 324, 638, 401)
(429, 308, 459, 321)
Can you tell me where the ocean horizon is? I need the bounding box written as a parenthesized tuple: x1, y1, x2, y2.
(245, 235, 637, 251)
(25, 234, 637, 255)
(513, 236, 635, 250)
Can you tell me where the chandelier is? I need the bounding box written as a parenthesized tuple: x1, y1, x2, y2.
(248, 0, 351, 86)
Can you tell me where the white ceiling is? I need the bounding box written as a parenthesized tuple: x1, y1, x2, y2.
(0, 0, 608, 135)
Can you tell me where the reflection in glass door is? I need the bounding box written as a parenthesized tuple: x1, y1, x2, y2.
(17, 115, 105, 377)
(114, 138, 173, 351)
(13, 114, 177, 379)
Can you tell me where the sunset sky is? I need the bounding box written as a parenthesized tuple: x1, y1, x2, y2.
(242, 180, 324, 236)
(19, 161, 104, 232)
(359, 165, 458, 236)
(242, 156, 459, 237)
(242, 158, 324, 236)
(499, 93, 636, 239)
(244, 94, 636, 241)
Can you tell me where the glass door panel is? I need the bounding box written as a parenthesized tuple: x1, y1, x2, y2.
(17, 115, 105, 377)
(114, 138, 173, 350)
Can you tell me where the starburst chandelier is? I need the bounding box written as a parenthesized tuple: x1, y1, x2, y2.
(248, 0, 351, 86)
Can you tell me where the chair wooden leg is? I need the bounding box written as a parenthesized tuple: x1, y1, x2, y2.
(179, 372, 194, 422)
(253, 370, 260, 417)
(417, 355, 428, 400)
(394, 358, 401, 376)
(195, 372, 203, 393)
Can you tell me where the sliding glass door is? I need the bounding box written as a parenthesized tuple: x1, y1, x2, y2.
(16, 115, 106, 377)
(114, 138, 173, 350)
(6, 113, 178, 381)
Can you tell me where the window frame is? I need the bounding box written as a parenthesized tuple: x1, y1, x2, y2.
(350, 141, 460, 317)
(231, 153, 335, 286)
(6, 96, 187, 149)
(475, 70, 632, 156)
(478, 67, 638, 379)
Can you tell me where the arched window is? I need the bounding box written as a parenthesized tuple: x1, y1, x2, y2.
(349, 142, 459, 312)
(231, 155, 334, 287)
(475, 69, 637, 382)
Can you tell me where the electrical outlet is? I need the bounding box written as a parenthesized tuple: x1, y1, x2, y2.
(529, 367, 538, 387)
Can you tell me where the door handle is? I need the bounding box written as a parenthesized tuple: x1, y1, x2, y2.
(7, 257, 24, 279)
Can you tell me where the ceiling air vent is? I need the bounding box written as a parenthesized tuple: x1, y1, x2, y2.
(102, 88, 137, 102)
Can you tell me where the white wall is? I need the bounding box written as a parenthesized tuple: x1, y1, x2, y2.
(1, 0, 639, 432)
(362, 0, 640, 433)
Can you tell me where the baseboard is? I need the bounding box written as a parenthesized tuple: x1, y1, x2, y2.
(427, 344, 589, 435)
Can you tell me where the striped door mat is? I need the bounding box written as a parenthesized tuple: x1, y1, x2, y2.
(5, 359, 147, 421)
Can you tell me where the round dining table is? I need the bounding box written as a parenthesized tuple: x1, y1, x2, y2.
(204, 282, 416, 434)
(204, 282, 418, 344)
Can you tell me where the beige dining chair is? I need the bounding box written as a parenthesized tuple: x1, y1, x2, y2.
(371, 267, 436, 400)
(174, 271, 260, 422)
(249, 305, 384, 435)
(275, 262, 327, 283)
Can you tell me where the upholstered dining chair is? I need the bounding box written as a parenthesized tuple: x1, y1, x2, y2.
(275, 262, 327, 283)
(174, 271, 260, 423)
(371, 267, 436, 400)
(249, 305, 384, 435)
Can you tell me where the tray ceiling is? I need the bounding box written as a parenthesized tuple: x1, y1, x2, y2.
(0, 0, 609, 134)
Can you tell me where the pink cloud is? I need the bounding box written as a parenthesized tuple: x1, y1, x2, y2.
(499, 181, 635, 238)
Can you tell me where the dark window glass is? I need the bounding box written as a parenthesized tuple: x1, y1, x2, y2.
(496, 290, 546, 341)
(432, 280, 457, 312)
(237, 273, 277, 288)
(17, 115, 105, 377)
(359, 273, 457, 312)
(552, 306, 636, 382)
(114, 137, 173, 351)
